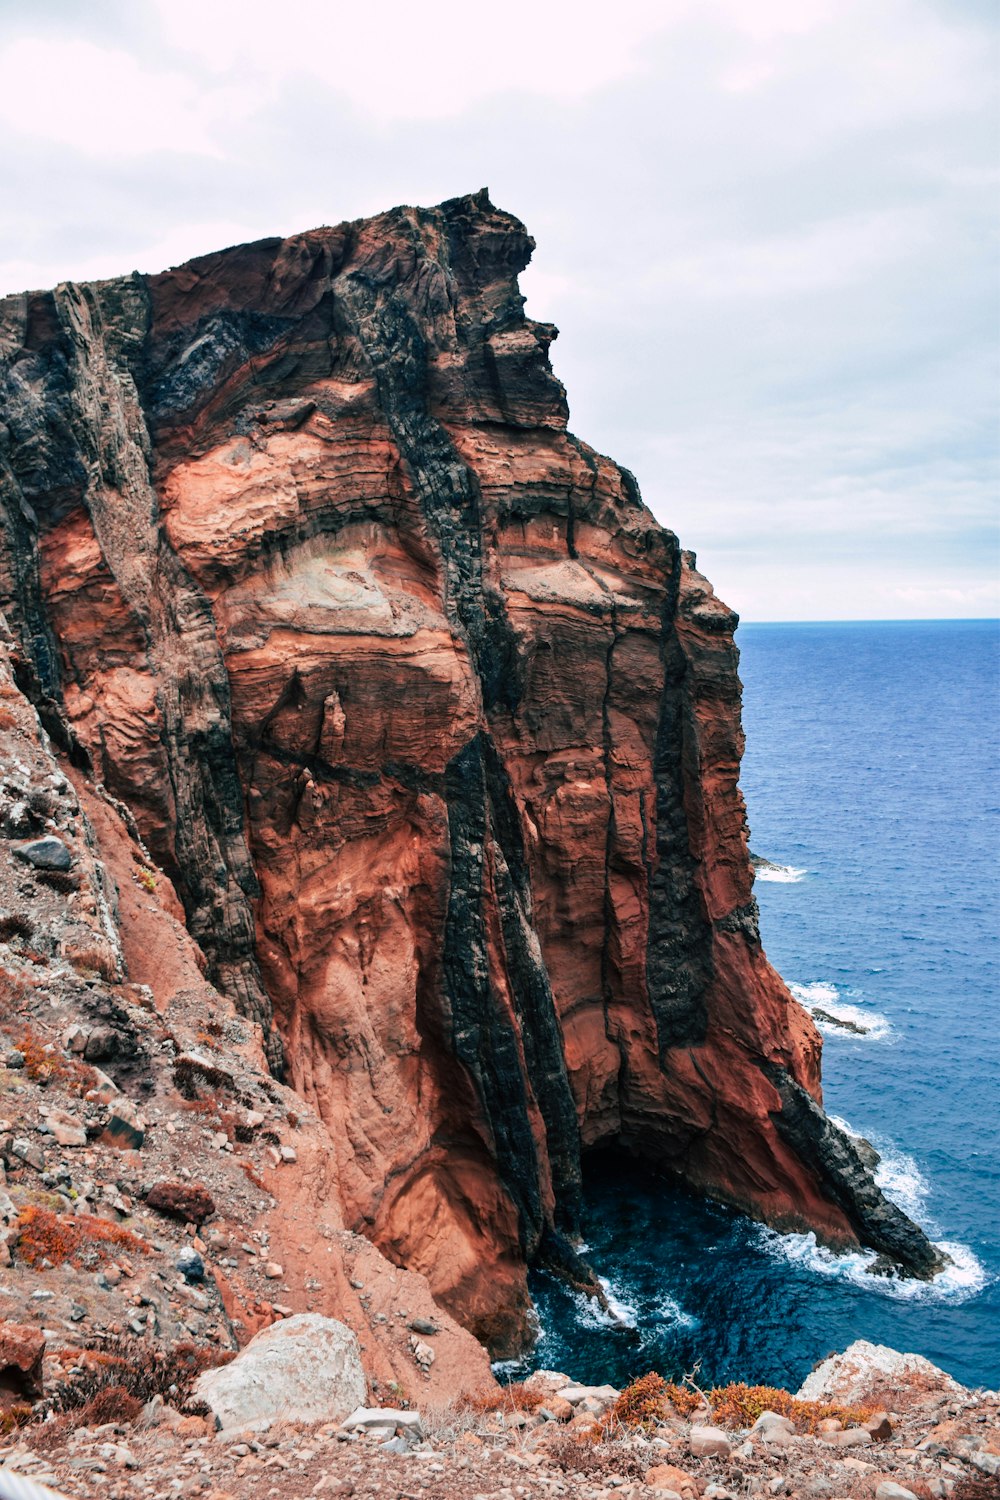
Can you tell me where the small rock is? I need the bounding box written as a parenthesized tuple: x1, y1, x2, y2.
(751, 1411, 796, 1437)
(279, 1144, 297, 1163)
(263, 1261, 283, 1279)
(645, 1464, 699, 1498)
(864, 1410, 894, 1441)
(874, 1485, 919, 1500)
(12, 1138, 45, 1171)
(14, 835, 72, 871)
(5, 1050, 24, 1070)
(343, 1407, 424, 1436)
(146, 1179, 215, 1224)
(177, 1247, 205, 1283)
(408, 1318, 439, 1336)
(102, 1111, 144, 1151)
(689, 1424, 731, 1458)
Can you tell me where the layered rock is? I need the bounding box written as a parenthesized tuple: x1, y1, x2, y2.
(0, 190, 941, 1351)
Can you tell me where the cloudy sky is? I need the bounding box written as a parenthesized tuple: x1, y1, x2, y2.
(1, 0, 996, 620)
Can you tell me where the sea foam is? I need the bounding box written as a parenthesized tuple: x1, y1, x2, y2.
(758, 1117, 989, 1303)
(788, 980, 893, 1041)
(754, 862, 807, 884)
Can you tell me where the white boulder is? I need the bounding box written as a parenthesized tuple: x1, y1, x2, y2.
(195, 1314, 365, 1431)
(797, 1340, 962, 1405)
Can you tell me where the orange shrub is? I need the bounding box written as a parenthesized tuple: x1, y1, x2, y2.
(462, 1384, 547, 1415)
(707, 1382, 875, 1433)
(603, 1373, 873, 1437)
(15, 1206, 149, 1269)
(605, 1373, 699, 1430)
(7, 1026, 97, 1094)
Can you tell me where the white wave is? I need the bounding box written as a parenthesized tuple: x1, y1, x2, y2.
(596, 1276, 639, 1328)
(756, 1226, 989, 1303)
(758, 1116, 989, 1302)
(829, 1116, 929, 1221)
(754, 862, 807, 884)
(652, 1292, 699, 1331)
(788, 980, 892, 1040)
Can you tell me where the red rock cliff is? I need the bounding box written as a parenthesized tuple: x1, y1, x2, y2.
(0, 190, 941, 1352)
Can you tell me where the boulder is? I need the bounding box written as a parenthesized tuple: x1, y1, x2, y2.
(13, 835, 72, 871)
(797, 1340, 962, 1404)
(0, 1320, 45, 1407)
(690, 1424, 732, 1458)
(194, 1314, 365, 1431)
(146, 1179, 215, 1224)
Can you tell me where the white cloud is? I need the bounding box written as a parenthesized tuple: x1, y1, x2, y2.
(0, 0, 995, 619)
(0, 37, 255, 157)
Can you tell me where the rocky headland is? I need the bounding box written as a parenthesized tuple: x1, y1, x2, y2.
(0, 192, 981, 1497)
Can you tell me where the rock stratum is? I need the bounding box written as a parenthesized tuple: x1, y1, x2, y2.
(0, 189, 941, 1355)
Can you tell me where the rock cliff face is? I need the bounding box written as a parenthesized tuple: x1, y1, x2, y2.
(0, 190, 941, 1351)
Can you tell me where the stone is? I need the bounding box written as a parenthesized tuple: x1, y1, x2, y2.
(146, 1180, 215, 1224)
(689, 1424, 732, 1458)
(343, 1407, 423, 1436)
(194, 1314, 365, 1431)
(864, 1410, 894, 1441)
(874, 1486, 919, 1500)
(798, 1341, 962, 1404)
(822, 1427, 872, 1448)
(752, 1410, 796, 1437)
(101, 1111, 145, 1151)
(12, 1138, 45, 1171)
(43, 1110, 87, 1148)
(0, 1320, 45, 1406)
(645, 1465, 699, 1498)
(408, 1318, 439, 1336)
(13, 835, 72, 872)
(177, 1247, 205, 1282)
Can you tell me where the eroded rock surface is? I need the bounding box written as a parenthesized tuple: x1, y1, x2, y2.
(0, 189, 941, 1351)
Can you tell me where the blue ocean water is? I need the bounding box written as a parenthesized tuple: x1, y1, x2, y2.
(514, 620, 1000, 1393)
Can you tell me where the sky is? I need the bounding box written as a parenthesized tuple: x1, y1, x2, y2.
(0, 0, 997, 620)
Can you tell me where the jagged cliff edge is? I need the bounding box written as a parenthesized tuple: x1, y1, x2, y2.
(0, 189, 942, 1353)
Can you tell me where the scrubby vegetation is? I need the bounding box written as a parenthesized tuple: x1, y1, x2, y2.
(14, 1205, 149, 1269)
(603, 1371, 875, 1436)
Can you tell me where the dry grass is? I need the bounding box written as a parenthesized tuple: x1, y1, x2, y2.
(14, 1205, 149, 1269)
(461, 1384, 547, 1415)
(4, 1025, 97, 1094)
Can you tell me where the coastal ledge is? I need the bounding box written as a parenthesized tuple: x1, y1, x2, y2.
(1, 1327, 996, 1499)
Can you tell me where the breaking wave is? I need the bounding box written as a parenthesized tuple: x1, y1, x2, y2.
(758, 1118, 989, 1303)
(753, 861, 807, 884)
(788, 980, 893, 1040)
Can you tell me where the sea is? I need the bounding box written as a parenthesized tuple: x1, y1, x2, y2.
(508, 619, 1000, 1393)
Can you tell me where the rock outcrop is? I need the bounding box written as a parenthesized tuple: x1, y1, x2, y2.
(0, 189, 941, 1352)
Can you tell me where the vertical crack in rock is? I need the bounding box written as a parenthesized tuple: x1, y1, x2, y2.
(442, 735, 546, 1254)
(1, 277, 280, 1067)
(646, 559, 713, 1055)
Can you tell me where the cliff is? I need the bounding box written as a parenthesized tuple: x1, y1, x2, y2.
(0, 189, 941, 1354)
